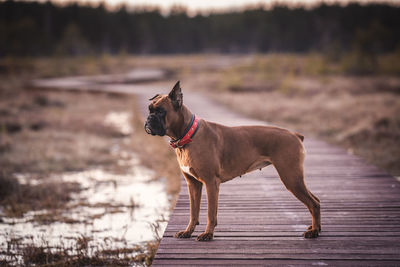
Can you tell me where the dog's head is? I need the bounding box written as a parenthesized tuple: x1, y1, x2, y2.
(144, 81, 183, 136)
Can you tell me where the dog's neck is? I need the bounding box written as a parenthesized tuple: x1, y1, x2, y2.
(167, 105, 194, 140)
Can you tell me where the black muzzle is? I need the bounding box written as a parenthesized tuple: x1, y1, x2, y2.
(144, 114, 166, 136)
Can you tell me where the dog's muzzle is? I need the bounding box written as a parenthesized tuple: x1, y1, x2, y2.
(145, 114, 166, 136)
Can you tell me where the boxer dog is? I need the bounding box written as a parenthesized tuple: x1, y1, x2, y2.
(145, 81, 321, 241)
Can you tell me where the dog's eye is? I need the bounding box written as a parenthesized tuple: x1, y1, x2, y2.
(157, 109, 166, 116)
(155, 108, 165, 115)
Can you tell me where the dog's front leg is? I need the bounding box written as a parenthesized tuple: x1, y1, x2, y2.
(175, 173, 202, 238)
(197, 179, 220, 241)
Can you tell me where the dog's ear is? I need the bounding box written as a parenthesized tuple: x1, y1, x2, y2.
(168, 81, 183, 110)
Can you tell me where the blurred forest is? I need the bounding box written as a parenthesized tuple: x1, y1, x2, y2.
(1, 0, 400, 57)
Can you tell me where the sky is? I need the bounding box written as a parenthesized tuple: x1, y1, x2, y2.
(36, 0, 400, 13)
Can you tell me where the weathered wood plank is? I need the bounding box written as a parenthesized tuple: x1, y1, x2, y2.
(153, 259, 400, 266)
(155, 252, 400, 260)
(156, 248, 400, 256)
(158, 238, 400, 247)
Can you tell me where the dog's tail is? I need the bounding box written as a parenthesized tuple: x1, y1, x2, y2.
(295, 132, 304, 142)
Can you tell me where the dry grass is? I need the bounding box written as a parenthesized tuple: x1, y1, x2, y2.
(0, 172, 81, 218)
(2, 234, 158, 266)
(0, 88, 130, 176)
(0, 54, 226, 79)
(0, 55, 135, 78)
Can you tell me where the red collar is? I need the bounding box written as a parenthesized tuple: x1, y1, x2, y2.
(170, 115, 200, 149)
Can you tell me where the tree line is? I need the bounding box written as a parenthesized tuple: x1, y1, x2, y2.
(1, 0, 399, 56)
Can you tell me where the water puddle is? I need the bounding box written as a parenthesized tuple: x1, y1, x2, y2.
(104, 111, 133, 136)
(0, 111, 171, 265)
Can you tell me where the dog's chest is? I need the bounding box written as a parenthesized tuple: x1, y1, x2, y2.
(176, 148, 199, 180)
(180, 165, 195, 176)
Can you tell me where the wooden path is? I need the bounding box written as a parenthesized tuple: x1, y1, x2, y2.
(152, 95, 400, 266)
(33, 75, 400, 266)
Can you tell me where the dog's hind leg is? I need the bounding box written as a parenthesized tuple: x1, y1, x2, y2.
(308, 190, 320, 203)
(273, 159, 321, 238)
(175, 173, 203, 238)
(307, 190, 321, 233)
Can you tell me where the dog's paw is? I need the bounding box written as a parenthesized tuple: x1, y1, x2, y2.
(303, 228, 319, 238)
(307, 225, 322, 232)
(196, 232, 214, 241)
(174, 230, 192, 238)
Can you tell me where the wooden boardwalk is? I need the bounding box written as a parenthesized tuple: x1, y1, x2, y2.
(152, 95, 400, 266)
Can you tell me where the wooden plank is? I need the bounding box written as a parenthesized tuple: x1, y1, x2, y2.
(156, 248, 400, 256)
(153, 259, 400, 266)
(161, 232, 400, 238)
(159, 238, 400, 246)
(155, 252, 400, 261)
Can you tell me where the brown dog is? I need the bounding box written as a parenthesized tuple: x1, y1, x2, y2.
(145, 81, 321, 241)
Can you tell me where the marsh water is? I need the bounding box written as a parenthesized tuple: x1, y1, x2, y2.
(1, 86, 171, 265)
